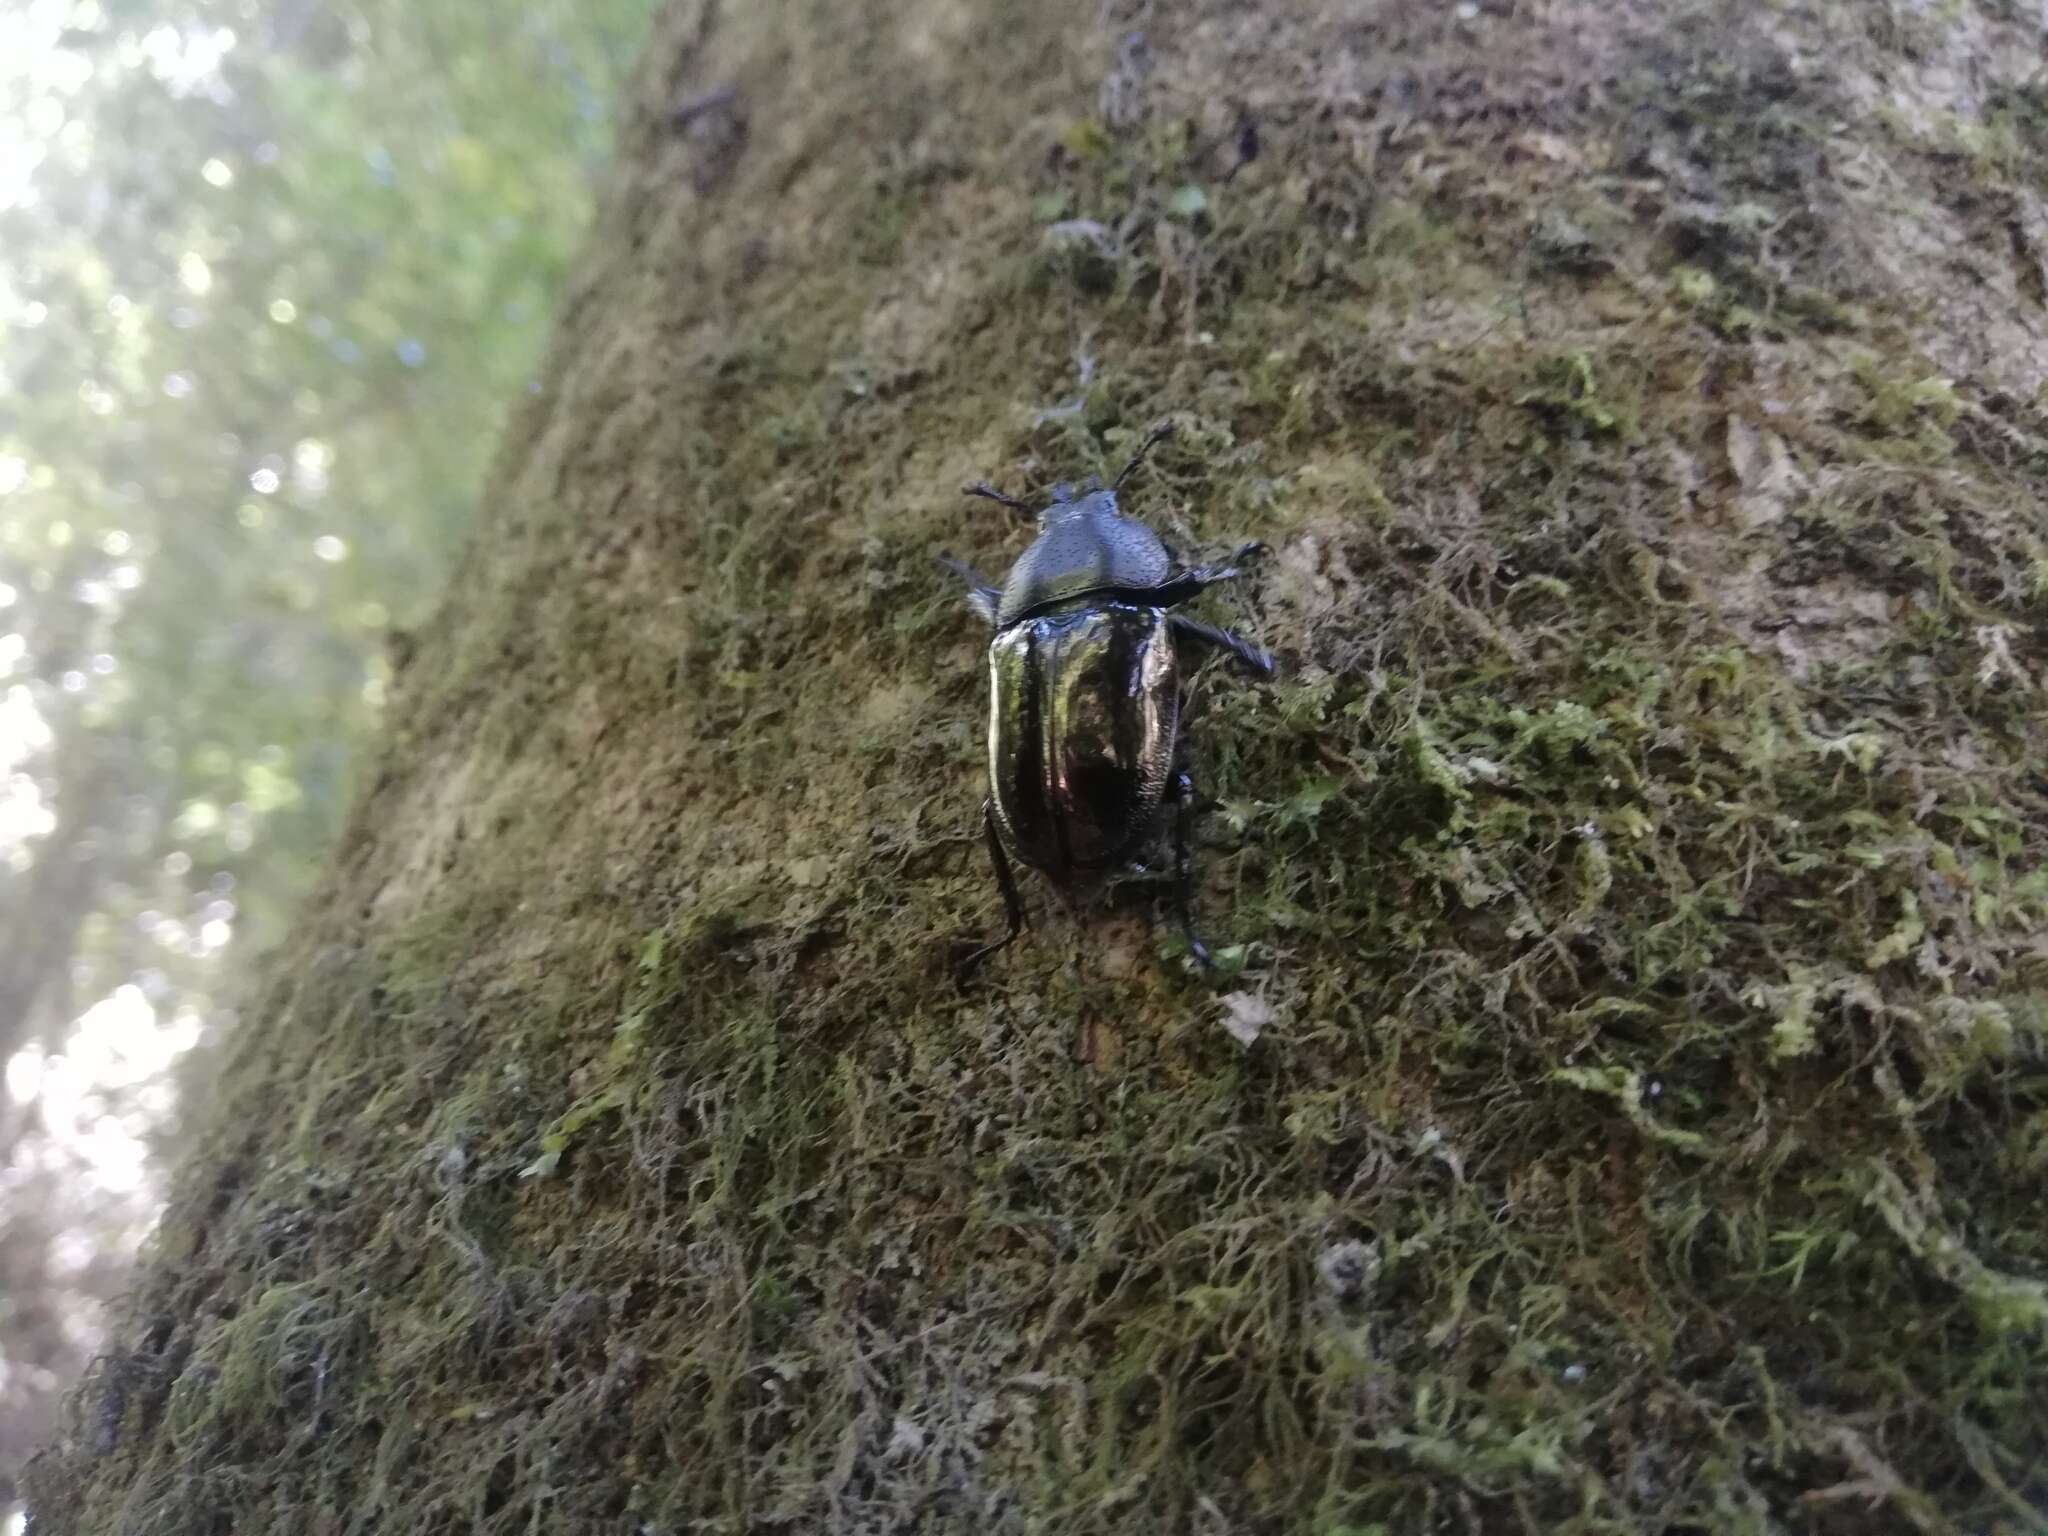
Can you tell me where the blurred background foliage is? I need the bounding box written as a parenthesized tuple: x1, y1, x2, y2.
(0, 0, 655, 1511)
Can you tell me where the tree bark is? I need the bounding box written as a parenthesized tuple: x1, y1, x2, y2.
(27, 1, 2048, 1531)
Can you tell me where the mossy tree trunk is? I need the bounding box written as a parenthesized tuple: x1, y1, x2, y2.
(28, 1, 2048, 1531)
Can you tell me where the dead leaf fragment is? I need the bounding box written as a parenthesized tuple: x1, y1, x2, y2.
(1220, 992, 1274, 1046)
(785, 855, 832, 889)
(1724, 415, 1805, 527)
(1974, 624, 2028, 689)
(1508, 131, 1580, 166)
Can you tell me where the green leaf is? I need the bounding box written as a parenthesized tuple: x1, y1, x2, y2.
(637, 930, 666, 974)
(1059, 118, 1111, 158)
(521, 1086, 629, 1179)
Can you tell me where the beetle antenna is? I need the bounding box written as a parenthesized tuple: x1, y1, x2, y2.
(962, 481, 1033, 513)
(1112, 421, 1176, 489)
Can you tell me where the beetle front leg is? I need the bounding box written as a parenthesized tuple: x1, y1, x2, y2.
(1111, 420, 1175, 489)
(1168, 770, 1216, 971)
(956, 798, 1027, 983)
(936, 554, 1001, 627)
(1178, 540, 1267, 588)
(961, 480, 1033, 515)
(1145, 542, 1269, 607)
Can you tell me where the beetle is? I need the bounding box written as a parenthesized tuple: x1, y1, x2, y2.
(938, 423, 1274, 977)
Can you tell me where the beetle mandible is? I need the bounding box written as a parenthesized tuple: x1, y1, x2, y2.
(939, 422, 1274, 977)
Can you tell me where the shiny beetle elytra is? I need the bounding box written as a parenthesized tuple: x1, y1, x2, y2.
(939, 423, 1274, 976)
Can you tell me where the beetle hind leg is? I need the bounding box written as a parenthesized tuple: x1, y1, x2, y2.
(1168, 770, 1217, 971)
(955, 799, 1028, 984)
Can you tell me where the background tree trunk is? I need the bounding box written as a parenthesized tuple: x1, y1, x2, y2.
(27, 0, 2048, 1530)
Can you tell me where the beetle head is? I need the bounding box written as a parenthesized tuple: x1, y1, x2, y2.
(1042, 479, 1119, 528)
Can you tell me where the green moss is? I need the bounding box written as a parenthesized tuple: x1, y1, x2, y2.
(1516, 349, 1637, 440)
(27, 0, 2048, 1532)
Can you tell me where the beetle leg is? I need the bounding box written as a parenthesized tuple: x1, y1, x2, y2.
(1170, 614, 1275, 676)
(936, 555, 1000, 627)
(956, 798, 1027, 983)
(1143, 567, 1242, 607)
(962, 481, 1033, 515)
(1143, 543, 1269, 608)
(1168, 770, 1216, 970)
(1180, 541, 1268, 587)
(1111, 420, 1176, 489)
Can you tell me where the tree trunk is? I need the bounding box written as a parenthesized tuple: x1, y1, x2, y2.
(27, 1, 2048, 1530)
